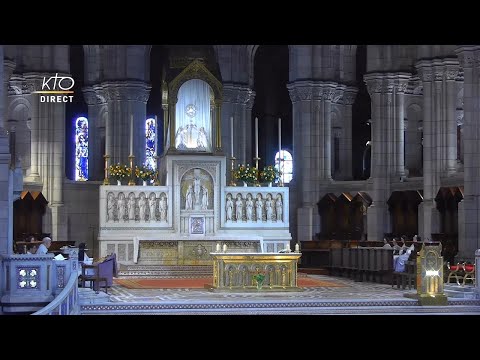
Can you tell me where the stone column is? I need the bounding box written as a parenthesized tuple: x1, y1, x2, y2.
(287, 82, 315, 241)
(222, 84, 255, 167)
(0, 45, 14, 256)
(2, 59, 15, 130)
(82, 86, 105, 181)
(364, 74, 391, 241)
(339, 87, 357, 180)
(23, 75, 41, 182)
(455, 47, 480, 260)
(443, 60, 460, 175)
(416, 62, 442, 242)
(393, 74, 409, 179)
(287, 81, 344, 241)
(95, 81, 151, 166)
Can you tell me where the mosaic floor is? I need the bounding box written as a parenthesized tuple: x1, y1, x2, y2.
(80, 275, 480, 315)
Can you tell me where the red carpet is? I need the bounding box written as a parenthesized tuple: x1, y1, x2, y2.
(114, 277, 345, 289)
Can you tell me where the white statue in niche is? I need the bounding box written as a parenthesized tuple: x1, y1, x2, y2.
(276, 195, 283, 221)
(138, 193, 146, 221)
(226, 194, 233, 221)
(201, 186, 209, 210)
(193, 175, 201, 205)
(265, 195, 273, 221)
(255, 196, 263, 221)
(159, 195, 167, 221)
(107, 193, 115, 222)
(246, 194, 254, 221)
(127, 193, 136, 220)
(235, 195, 243, 222)
(149, 193, 157, 221)
(185, 184, 193, 210)
(117, 192, 126, 222)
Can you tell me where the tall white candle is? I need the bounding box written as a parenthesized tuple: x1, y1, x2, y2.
(278, 117, 282, 166)
(230, 116, 234, 157)
(129, 114, 134, 156)
(255, 117, 259, 158)
(154, 115, 158, 157)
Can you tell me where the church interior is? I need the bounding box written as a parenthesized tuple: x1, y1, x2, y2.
(0, 45, 478, 315)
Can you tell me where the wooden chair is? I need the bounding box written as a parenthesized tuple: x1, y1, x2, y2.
(79, 254, 117, 294)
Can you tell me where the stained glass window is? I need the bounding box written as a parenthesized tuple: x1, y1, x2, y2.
(275, 150, 293, 184)
(145, 117, 156, 170)
(75, 116, 88, 181)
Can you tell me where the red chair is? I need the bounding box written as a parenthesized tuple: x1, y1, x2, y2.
(446, 262, 464, 285)
(462, 263, 475, 285)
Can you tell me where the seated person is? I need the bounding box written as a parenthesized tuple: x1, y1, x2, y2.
(26, 244, 38, 254)
(394, 244, 415, 272)
(37, 237, 52, 254)
(382, 238, 392, 248)
(392, 238, 402, 255)
(412, 234, 419, 242)
(26, 235, 36, 243)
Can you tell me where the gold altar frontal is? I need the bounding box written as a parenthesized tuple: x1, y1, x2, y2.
(207, 252, 302, 292)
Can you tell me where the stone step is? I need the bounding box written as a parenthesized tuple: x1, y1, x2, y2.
(118, 265, 213, 278)
(444, 284, 478, 299)
(298, 268, 330, 276)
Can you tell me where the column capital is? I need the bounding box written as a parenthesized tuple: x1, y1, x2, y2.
(82, 86, 105, 106)
(222, 84, 255, 105)
(3, 59, 16, 81)
(455, 46, 480, 69)
(342, 87, 358, 105)
(287, 81, 344, 103)
(94, 81, 151, 103)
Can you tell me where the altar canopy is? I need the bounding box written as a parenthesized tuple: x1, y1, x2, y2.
(175, 79, 212, 152)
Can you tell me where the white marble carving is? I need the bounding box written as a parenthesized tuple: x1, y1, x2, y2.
(265, 194, 274, 221)
(226, 194, 233, 221)
(276, 195, 283, 221)
(148, 193, 157, 221)
(138, 193, 146, 221)
(107, 192, 115, 222)
(256, 195, 263, 222)
(235, 195, 244, 222)
(117, 192, 126, 222)
(246, 194, 254, 221)
(186, 184, 193, 210)
(201, 186, 209, 210)
(128, 193, 136, 221)
(159, 194, 167, 222)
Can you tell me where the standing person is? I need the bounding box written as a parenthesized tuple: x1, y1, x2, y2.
(37, 237, 52, 254)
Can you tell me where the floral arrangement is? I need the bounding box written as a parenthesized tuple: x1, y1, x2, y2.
(252, 272, 266, 285)
(135, 165, 156, 182)
(109, 163, 131, 180)
(260, 165, 281, 183)
(234, 164, 258, 183)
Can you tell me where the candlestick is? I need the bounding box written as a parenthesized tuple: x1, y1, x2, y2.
(255, 117, 259, 158)
(103, 155, 110, 185)
(154, 115, 158, 157)
(230, 116, 234, 157)
(128, 155, 135, 185)
(129, 114, 134, 156)
(223, 243, 227, 253)
(216, 243, 221, 252)
(278, 117, 282, 160)
(229, 156, 237, 186)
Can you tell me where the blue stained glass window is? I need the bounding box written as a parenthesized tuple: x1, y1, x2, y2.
(75, 117, 88, 181)
(275, 149, 293, 184)
(145, 118, 156, 170)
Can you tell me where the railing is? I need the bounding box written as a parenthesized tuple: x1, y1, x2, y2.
(32, 273, 79, 315)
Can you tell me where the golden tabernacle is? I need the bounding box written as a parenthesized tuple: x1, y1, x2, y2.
(207, 252, 302, 292)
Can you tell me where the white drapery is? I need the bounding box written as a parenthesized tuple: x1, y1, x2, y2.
(175, 79, 212, 152)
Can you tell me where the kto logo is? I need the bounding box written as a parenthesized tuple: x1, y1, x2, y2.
(33, 73, 75, 103)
